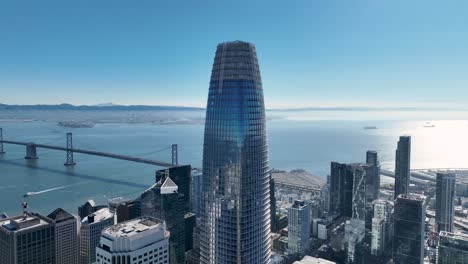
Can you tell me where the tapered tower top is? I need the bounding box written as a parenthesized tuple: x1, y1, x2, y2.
(211, 40, 261, 83)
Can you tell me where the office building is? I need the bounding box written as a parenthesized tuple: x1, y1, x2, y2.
(78, 200, 106, 220)
(80, 208, 114, 264)
(329, 162, 371, 220)
(435, 172, 456, 233)
(371, 199, 392, 256)
(184, 213, 196, 252)
(345, 218, 366, 264)
(366, 150, 381, 200)
(437, 231, 468, 264)
(394, 136, 411, 199)
(393, 194, 425, 264)
(138, 170, 186, 263)
(199, 41, 271, 263)
(349, 164, 368, 221)
(288, 200, 311, 255)
(329, 162, 353, 217)
(108, 197, 141, 224)
(270, 173, 278, 232)
(156, 165, 191, 213)
(190, 169, 203, 218)
(48, 208, 78, 264)
(0, 209, 55, 264)
(95, 217, 170, 264)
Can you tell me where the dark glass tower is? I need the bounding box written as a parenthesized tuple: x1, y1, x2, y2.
(366, 150, 381, 200)
(200, 41, 271, 264)
(394, 136, 411, 199)
(393, 194, 425, 264)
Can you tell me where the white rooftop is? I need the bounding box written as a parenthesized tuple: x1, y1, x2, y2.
(104, 217, 164, 238)
(0, 214, 49, 232)
(100, 217, 169, 252)
(82, 208, 113, 224)
(293, 256, 336, 264)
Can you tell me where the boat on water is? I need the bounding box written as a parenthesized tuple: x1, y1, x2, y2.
(424, 122, 435, 128)
(363, 126, 377, 130)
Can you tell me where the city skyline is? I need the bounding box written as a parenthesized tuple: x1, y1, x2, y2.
(1, 2, 468, 263)
(1, 1, 468, 108)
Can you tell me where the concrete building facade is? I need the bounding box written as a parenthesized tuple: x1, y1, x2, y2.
(48, 208, 78, 264)
(288, 200, 311, 255)
(80, 208, 114, 264)
(95, 217, 170, 264)
(0, 212, 55, 264)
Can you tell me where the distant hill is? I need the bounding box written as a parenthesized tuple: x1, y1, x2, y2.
(0, 103, 204, 111)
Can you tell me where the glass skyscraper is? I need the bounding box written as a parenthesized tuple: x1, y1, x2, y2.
(395, 136, 411, 199)
(199, 41, 271, 264)
(435, 172, 456, 233)
(393, 194, 425, 264)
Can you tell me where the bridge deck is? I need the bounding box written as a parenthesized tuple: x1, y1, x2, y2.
(0, 140, 174, 167)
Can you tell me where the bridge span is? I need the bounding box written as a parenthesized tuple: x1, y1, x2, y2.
(0, 128, 177, 168)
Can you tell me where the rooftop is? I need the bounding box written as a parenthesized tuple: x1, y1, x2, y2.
(0, 213, 50, 232)
(440, 231, 468, 241)
(47, 208, 75, 223)
(82, 208, 113, 224)
(293, 256, 336, 264)
(104, 217, 165, 238)
(397, 193, 426, 202)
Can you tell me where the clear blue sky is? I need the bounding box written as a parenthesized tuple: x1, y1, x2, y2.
(0, 0, 467, 108)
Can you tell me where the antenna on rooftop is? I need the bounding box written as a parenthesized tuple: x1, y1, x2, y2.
(22, 201, 28, 220)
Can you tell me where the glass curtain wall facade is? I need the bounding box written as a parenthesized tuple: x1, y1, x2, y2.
(200, 41, 271, 264)
(395, 136, 411, 199)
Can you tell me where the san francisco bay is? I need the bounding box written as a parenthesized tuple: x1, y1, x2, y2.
(1, 110, 467, 216)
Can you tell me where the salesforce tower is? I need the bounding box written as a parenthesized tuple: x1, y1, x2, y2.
(199, 41, 271, 264)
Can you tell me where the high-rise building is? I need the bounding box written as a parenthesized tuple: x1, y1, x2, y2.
(435, 172, 456, 233)
(80, 208, 114, 264)
(0, 211, 55, 264)
(393, 194, 425, 264)
(108, 198, 140, 224)
(371, 199, 392, 257)
(394, 136, 411, 199)
(78, 200, 106, 220)
(270, 173, 278, 232)
(95, 217, 170, 264)
(288, 200, 311, 255)
(366, 151, 381, 200)
(48, 208, 78, 264)
(437, 231, 468, 264)
(200, 41, 271, 263)
(345, 218, 366, 263)
(349, 164, 368, 221)
(156, 165, 191, 213)
(329, 162, 372, 220)
(191, 169, 203, 218)
(329, 162, 353, 217)
(184, 213, 196, 252)
(139, 170, 186, 264)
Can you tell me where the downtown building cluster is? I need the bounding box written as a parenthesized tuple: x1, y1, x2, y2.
(2, 41, 468, 264)
(269, 135, 468, 264)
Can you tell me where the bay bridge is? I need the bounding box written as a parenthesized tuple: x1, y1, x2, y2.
(0, 127, 178, 168)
